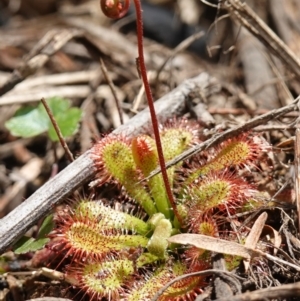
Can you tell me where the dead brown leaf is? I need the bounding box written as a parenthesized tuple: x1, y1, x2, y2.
(168, 233, 258, 260)
(244, 212, 268, 271)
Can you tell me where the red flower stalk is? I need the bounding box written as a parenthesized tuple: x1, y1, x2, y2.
(100, 0, 181, 224)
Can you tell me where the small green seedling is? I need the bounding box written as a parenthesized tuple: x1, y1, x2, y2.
(5, 97, 82, 141)
(13, 214, 54, 254)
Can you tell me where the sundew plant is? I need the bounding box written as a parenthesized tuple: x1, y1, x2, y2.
(44, 1, 274, 300)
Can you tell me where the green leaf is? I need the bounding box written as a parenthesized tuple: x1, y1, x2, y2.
(5, 106, 49, 137)
(37, 214, 54, 239)
(14, 237, 49, 254)
(12, 215, 53, 254)
(5, 97, 82, 141)
(48, 107, 82, 141)
(47, 96, 71, 115)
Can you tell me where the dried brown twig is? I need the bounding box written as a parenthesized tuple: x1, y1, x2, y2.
(213, 281, 300, 301)
(99, 58, 124, 125)
(222, 0, 300, 81)
(40, 98, 74, 163)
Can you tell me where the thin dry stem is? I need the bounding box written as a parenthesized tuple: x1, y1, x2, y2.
(41, 98, 74, 162)
(99, 58, 124, 125)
